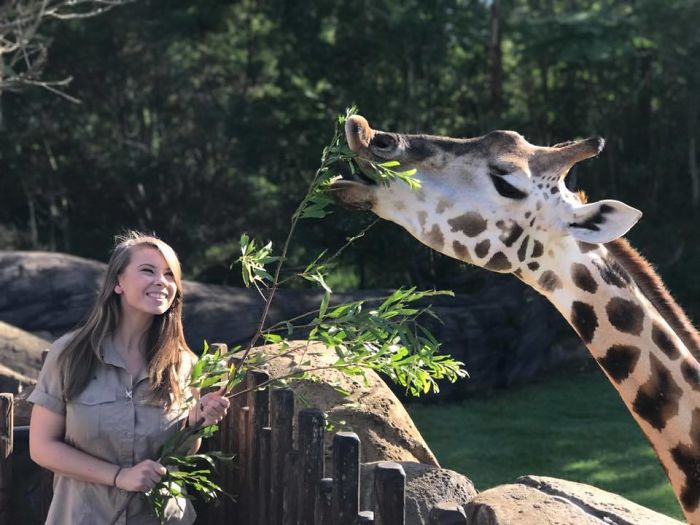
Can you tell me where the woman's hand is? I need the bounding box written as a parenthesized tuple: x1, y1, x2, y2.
(190, 387, 230, 427)
(115, 460, 167, 492)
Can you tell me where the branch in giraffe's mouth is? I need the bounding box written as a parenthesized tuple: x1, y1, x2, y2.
(333, 159, 377, 186)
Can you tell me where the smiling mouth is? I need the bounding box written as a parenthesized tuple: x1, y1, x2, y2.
(146, 292, 168, 300)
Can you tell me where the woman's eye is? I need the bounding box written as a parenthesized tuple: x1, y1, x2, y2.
(142, 268, 153, 274)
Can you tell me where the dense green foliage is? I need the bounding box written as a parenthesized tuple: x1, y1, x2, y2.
(1, 0, 699, 320)
(408, 365, 684, 519)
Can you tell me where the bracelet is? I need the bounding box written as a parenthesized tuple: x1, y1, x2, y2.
(112, 466, 122, 488)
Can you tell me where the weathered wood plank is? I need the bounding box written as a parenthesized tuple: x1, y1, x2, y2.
(315, 477, 333, 525)
(270, 388, 294, 525)
(258, 426, 272, 525)
(282, 449, 301, 525)
(298, 408, 325, 525)
(331, 432, 360, 525)
(247, 370, 269, 525)
(374, 462, 405, 525)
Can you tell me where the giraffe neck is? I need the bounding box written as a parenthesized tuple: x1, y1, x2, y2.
(519, 236, 700, 524)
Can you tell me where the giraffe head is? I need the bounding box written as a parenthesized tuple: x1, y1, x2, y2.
(331, 115, 642, 273)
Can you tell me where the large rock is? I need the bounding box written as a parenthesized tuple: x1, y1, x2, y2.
(0, 250, 587, 397)
(256, 341, 439, 465)
(0, 321, 47, 425)
(361, 461, 477, 524)
(0, 320, 49, 379)
(464, 475, 683, 525)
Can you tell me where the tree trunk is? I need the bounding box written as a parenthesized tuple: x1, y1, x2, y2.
(688, 91, 699, 209)
(489, 0, 503, 118)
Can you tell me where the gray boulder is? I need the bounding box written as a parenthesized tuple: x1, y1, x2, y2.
(360, 461, 477, 525)
(0, 320, 48, 379)
(464, 475, 683, 525)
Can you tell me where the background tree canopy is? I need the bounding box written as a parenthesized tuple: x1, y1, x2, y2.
(1, 0, 699, 321)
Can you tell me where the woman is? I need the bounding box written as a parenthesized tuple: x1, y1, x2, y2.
(29, 232, 230, 524)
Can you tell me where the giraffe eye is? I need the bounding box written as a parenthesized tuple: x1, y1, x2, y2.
(488, 165, 528, 200)
(489, 164, 511, 176)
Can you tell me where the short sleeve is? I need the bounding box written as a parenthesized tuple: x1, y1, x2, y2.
(27, 332, 74, 415)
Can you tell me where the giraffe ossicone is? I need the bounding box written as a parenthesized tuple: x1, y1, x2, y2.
(330, 114, 700, 524)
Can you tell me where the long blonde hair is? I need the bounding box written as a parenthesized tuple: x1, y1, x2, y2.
(58, 231, 194, 406)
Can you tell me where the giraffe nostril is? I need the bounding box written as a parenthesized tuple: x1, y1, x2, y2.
(371, 133, 396, 152)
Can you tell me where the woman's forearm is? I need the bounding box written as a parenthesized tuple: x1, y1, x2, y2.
(30, 438, 119, 487)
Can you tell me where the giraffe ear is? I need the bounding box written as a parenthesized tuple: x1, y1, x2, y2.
(567, 199, 642, 243)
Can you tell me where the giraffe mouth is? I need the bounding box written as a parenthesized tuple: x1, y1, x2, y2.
(330, 160, 378, 187)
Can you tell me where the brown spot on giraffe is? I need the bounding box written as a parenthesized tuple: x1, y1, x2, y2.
(531, 240, 544, 258)
(496, 220, 524, 247)
(671, 408, 700, 512)
(633, 354, 682, 431)
(417, 211, 428, 229)
(606, 297, 645, 335)
(475, 239, 491, 259)
(681, 359, 700, 392)
(578, 241, 598, 254)
(571, 263, 598, 294)
(452, 241, 470, 261)
(571, 301, 598, 344)
(427, 224, 444, 250)
(538, 270, 562, 292)
(485, 252, 511, 271)
(652, 323, 680, 360)
(597, 344, 641, 383)
(517, 236, 530, 262)
(447, 212, 487, 237)
(436, 199, 453, 214)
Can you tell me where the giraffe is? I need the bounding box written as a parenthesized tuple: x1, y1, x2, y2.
(330, 114, 700, 523)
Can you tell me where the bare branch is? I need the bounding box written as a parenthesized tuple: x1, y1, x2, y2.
(0, 0, 136, 93)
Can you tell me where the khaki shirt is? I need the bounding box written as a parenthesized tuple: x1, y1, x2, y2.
(28, 333, 197, 525)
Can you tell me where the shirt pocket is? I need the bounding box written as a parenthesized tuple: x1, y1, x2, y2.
(66, 387, 118, 443)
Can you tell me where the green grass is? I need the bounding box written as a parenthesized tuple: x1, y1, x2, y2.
(406, 366, 684, 520)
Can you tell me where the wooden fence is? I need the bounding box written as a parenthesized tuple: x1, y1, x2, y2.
(0, 365, 467, 524)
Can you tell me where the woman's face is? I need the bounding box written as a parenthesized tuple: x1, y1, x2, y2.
(115, 246, 178, 317)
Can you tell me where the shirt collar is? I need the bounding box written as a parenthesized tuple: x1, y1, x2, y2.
(101, 334, 150, 383)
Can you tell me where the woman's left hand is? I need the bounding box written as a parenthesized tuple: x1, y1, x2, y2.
(190, 387, 230, 426)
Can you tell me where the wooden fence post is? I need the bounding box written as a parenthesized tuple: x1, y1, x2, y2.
(429, 501, 467, 524)
(374, 462, 405, 525)
(315, 478, 333, 525)
(270, 389, 294, 525)
(0, 394, 13, 525)
(233, 386, 251, 523)
(247, 370, 270, 525)
(298, 408, 325, 525)
(331, 432, 360, 525)
(258, 426, 272, 525)
(282, 449, 301, 525)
